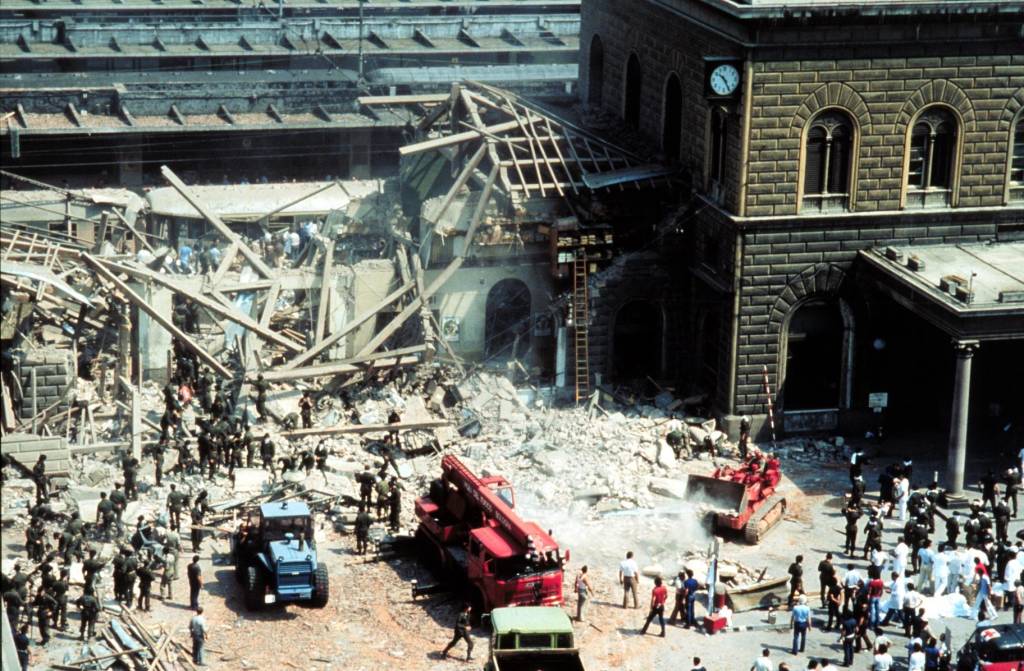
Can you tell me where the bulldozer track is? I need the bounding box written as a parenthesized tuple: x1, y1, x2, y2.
(744, 495, 787, 544)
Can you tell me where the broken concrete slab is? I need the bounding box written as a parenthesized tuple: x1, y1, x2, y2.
(232, 468, 271, 495)
(648, 477, 688, 499)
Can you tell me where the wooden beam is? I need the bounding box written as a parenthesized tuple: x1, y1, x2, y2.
(280, 280, 415, 370)
(100, 260, 304, 353)
(314, 240, 335, 344)
(398, 119, 523, 156)
(358, 94, 450, 106)
(279, 418, 448, 439)
(462, 163, 499, 256)
(261, 181, 344, 222)
(259, 280, 281, 328)
(82, 254, 232, 378)
(208, 240, 239, 287)
(356, 258, 463, 357)
(427, 142, 486, 227)
(261, 346, 425, 382)
(160, 166, 275, 278)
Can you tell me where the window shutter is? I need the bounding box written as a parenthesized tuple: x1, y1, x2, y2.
(803, 130, 825, 195)
(908, 126, 928, 188)
(930, 127, 953, 189)
(828, 131, 850, 194)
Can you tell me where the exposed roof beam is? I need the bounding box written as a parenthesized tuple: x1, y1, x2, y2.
(169, 103, 186, 126)
(358, 93, 450, 106)
(218, 104, 235, 125)
(313, 104, 332, 122)
(413, 28, 435, 48)
(458, 27, 480, 48)
(368, 30, 389, 49)
(65, 102, 84, 128)
(15, 104, 29, 128)
(119, 103, 136, 127)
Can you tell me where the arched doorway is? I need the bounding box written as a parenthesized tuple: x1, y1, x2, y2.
(662, 73, 682, 161)
(612, 300, 663, 381)
(783, 299, 844, 410)
(624, 53, 642, 129)
(588, 36, 604, 107)
(485, 279, 531, 361)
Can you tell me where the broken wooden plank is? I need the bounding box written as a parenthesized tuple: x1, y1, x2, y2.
(260, 346, 426, 382)
(358, 94, 450, 106)
(398, 119, 523, 156)
(160, 166, 274, 278)
(259, 280, 282, 329)
(279, 419, 449, 439)
(355, 258, 463, 357)
(101, 259, 304, 354)
(82, 254, 232, 378)
(313, 240, 335, 345)
(208, 240, 239, 287)
(428, 142, 487, 228)
(279, 280, 415, 370)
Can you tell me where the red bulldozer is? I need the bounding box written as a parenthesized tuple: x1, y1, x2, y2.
(415, 455, 566, 614)
(683, 451, 787, 543)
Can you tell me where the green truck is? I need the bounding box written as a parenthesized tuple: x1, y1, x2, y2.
(485, 607, 585, 671)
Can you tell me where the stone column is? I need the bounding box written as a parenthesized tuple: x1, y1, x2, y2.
(945, 339, 978, 494)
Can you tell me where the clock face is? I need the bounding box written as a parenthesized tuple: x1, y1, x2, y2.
(709, 63, 740, 96)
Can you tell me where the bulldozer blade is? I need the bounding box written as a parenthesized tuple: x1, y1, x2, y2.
(683, 474, 748, 513)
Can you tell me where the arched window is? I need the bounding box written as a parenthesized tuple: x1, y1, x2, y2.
(906, 108, 958, 208)
(1009, 116, 1024, 203)
(624, 53, 642, 129)
(802, 111, 853, 213)
(587, 36, 604, 108)
(662, 73, 682, 162)
(707, 106, 728, 200)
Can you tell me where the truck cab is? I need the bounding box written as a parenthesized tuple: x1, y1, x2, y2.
(231, 501, 329, 610)
(957, 624, 1024, 671)
(486, 607, 585, 671)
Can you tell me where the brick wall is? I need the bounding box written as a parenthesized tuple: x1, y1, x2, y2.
(745, 39, 1024, 216)
(581, 0, 745, 212)
(728, 207, 1022, 417)
(0, 432, 71, 475)
(14, 348, 74, 419)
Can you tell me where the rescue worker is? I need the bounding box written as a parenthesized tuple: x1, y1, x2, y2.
(160, 545, 177, 600)
(355, 504, 371, 555)
(787, 555, 804, 608)
(315, 441, 329, 481)
(260, 434, 276, 475)
(167, 484, 186, 532)
(190, 502, 205, 552)
(253, 374, 269, 422)
(299, 391, 314, 429)
(33, 587, 56, 645)
(358, 465, 374, 506)
(375, 476, 390, 522)
(441, 604, 474, 661)
(843, 504, 862, 556)
(110, 482, 128, 531)
(137, 558, 155, 612)
(738, 415, 751, 460)
(32, 455, 49, 505)
(388, 478, 402, 532)
(76, 589, 100, 640)
(50, 569, 69, 631)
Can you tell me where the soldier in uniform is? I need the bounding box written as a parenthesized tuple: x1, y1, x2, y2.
(50, 568, 69, 631)
(25, 519, 45, 563)
(994, 498, 1011, 543)
(243, 427, 255, 468)
(1004, 468, 1020, 518)
(358, 465, 374, 506)
(32, 455, 49, 505)
(441, 604, 474, 661)
(388, 478, 402, 532)
(253, 374, 269, 422)
(375, 476, 390, 522)
(110, 482, 128, 531)
(152, 441, 166, 487)
(260, 434, 276, 475)
(843, 504, 862, 557)
(82, 550, 105, 595)
(355, 504, 372, 555)
(76, 588, 100, 640)
(33, 587, 56, 645)
(137, 557, 155, 612)
(96, 492, 114, 540)
(160, 545, 178, 600)
(946, 512, 961, 547)
(167, 484, 186, 532)
(738, 416, 751, 460)
(4, 587, 24, 632)
(864, 511, 883, 559)
(190, 502, 205, 553)
(121, 549, 138, 609)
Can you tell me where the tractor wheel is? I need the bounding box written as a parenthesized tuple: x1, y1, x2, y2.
(244, 565, 265, 611)
(310, 562, 329, 608)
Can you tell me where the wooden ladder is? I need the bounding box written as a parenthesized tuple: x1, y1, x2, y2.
(572, 249, 590, 404)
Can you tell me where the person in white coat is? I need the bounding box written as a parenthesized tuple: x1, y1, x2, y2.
(932, 547, 950, 596)
(897, 477, 911, 522)
(893, 537, 910, 577)
(881, 572, 906, 627)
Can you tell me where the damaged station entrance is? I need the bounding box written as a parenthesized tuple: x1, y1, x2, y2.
(484, 279, 532, 362)
(782, 299, 845, 413)
(612, 300, 664, 382)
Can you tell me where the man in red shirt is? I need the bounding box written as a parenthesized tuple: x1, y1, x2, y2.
(867, 573, 885, 632)
(640, 576, 668, 637)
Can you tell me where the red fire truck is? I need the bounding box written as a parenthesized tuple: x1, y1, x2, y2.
(415, 455, 566, 614)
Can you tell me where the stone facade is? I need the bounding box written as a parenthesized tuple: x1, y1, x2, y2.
(14, 348, 75, 420)
(582, 0, 1024, 433)
(0, 433, 71, 475)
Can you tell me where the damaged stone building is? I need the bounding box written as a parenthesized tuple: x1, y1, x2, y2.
(580, 0, 1024, 478)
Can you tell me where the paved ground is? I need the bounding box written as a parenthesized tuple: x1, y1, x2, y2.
(15, 432, 1022, 670)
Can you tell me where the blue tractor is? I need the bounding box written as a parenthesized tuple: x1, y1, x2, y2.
(230, 501, 329, 610)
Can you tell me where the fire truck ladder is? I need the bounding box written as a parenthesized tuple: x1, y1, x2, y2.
(572, 249, 590, 404)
